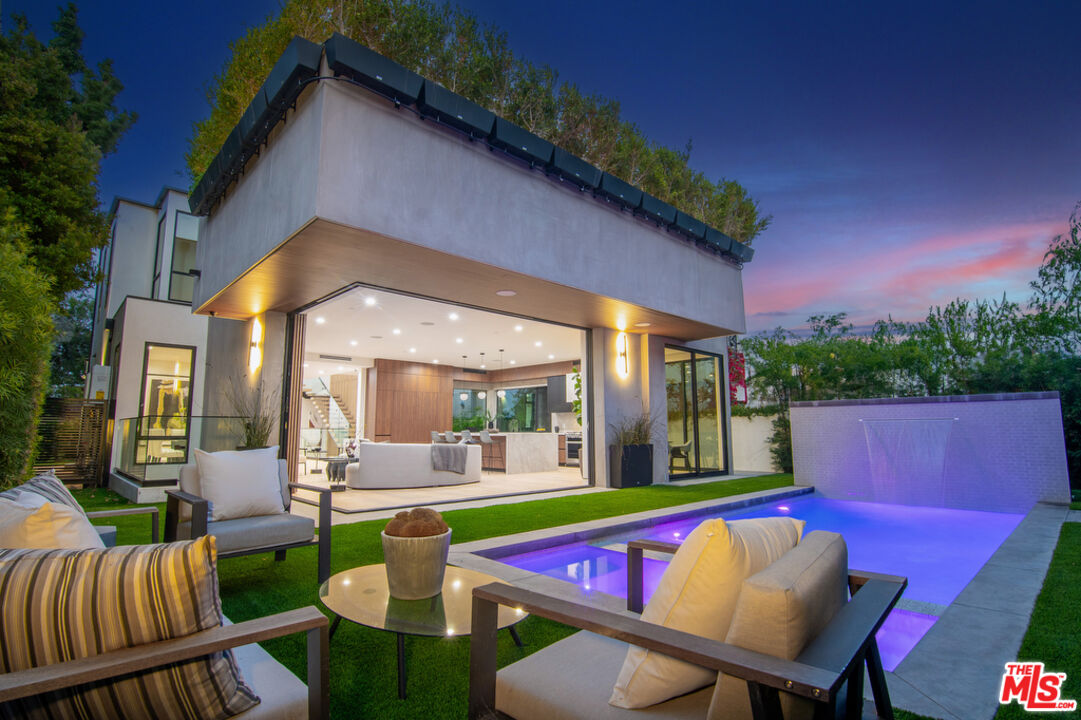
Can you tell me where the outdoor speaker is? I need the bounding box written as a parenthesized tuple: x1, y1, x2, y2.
(673, 211, 707, 241)
(263, 36, 322, 113)
(703, 226, 735, 255)
(549, 147, 601, 190)
(490, 117, 554, 166)
(237, 85, 271, 153)
(325, 33, 424, 106)
(416, 81, 495, 137)
(728, 240, 755, 263)
(596, 172, 642, 209)
(638, 193, 677, 225)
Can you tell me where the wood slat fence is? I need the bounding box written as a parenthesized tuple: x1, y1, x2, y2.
(32, 398, 107, 487)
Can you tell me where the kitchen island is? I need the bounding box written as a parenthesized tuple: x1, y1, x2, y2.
(502, 432, 559, 474)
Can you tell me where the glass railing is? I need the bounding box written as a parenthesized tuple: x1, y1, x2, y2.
(305, 378, 351, 452)
(116, 415, 248, 483)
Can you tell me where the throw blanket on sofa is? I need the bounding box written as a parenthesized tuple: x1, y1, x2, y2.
(431, 443, 468, 474)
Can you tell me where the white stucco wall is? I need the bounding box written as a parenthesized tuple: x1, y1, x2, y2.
(195, 80, 746, 336)
(731, 415, 777, 473)
(106, 201, 157, 317)
(109, 298, 209, 475)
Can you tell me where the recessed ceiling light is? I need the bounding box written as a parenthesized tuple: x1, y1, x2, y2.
(634, 321, 651, 328)
(514, 325, 523, 332)
(364, 297, 376, 306)
(480, 364, 486, 369)
(349, 340, 358, 346)
(392, 328, 401, 335)
(432, 359, 440, 364)
(509, 360, 516, 365)
(496, 289, 517, 297)
(303, 362, 309, 368)
(455, 337, 464, 344)
(337, 366, 343, 371)
(420, 321, 435, 326)
(409, 347, 416, 353)
(315, 316, 326, 324)
(318, 370, 324, 374)
(534, 341, 542, 347)
(548, 354, 555, 360)
(448, 312, 459, 321)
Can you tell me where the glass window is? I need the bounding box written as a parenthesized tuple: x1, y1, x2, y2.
(452, 388, 487, 431)
(495, 386, 548, 432)
(136, 344, 195, 464)
(169, 211, 199, 303)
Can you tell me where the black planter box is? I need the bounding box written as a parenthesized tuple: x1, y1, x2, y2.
(609, 444, 653, 488)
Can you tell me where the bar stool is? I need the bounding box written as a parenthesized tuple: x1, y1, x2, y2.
(478, 430, 503, 472)
(443, 431, 457, 443)
(431, 430, 444, 444)
(460, 429, 474, 444)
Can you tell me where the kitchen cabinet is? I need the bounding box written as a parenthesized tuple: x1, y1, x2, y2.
(547, 375, 573, 413)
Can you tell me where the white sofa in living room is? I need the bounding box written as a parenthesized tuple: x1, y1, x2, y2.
(346, 442, 482, 489)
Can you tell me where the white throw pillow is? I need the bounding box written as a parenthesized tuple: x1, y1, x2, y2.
(0, 497, 106, 549)
(609, 516, 805, 709)
(193, 446, 284, 521)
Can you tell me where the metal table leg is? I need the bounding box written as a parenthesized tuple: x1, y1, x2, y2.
(329, 615, 342, 640)
(509, 626, 523, 647)
(396, 632, 407, 699)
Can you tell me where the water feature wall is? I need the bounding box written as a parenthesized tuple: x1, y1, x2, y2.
(790, 392, 1069, 512)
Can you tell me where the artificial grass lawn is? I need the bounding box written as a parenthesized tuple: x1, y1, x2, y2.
(74, 477, 1079, 720)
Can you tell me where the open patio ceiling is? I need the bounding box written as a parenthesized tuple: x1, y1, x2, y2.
(194, 217, 736, 341)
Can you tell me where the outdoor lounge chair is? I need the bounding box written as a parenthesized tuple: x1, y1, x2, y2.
(0, 606, 330, 719)
(164, 457, 333, 584)
(469, 536, 906, 720)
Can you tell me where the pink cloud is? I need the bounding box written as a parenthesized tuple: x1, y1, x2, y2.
(744, 218, 1064, 325)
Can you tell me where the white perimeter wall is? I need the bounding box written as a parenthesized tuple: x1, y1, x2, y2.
(790, 393, 1070, 513)
(732, 415, 777, 473)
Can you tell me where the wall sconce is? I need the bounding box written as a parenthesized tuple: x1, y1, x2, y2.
(616, 331, 630, 379)
(248, 317, 263, 373)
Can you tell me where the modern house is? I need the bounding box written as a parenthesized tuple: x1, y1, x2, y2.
(91, 35, 754, 504)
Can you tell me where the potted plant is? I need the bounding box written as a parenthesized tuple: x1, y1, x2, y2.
(225, 374, 279, 449)
(381, 508, 452, 599)
(609, 412, 657, 488)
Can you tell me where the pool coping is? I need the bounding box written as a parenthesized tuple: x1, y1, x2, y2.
(451, 489, 1068, 719)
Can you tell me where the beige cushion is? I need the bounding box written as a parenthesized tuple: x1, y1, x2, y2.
(0, 537, 258, 718)
(497, 631, 714, 720)
(0, 496, 105, 549)
(178, 514, 315, 554)
(194, 446, 285, 521)
(0, 471, 87, 516)
(708, 531, 849, 720)
(228, 619, 308, 719)
(610, 516, 805, 708)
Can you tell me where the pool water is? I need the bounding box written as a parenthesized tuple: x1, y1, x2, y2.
(495, 495, 1023, 671)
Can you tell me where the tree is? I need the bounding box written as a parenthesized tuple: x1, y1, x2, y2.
(1029, 203, 1081, 353)
(188, 0, 770, 244)
(49, 290, 93, 397)
(0, 4, 135, 297)
(0, 211, 55, 487)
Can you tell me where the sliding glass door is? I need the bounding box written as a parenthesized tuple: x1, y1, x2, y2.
(665, 347, 727, 478)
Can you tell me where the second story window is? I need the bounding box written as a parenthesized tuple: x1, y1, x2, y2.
(169, 211, 200, 303)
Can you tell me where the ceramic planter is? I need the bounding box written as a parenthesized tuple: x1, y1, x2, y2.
(381, 529, 452, 599)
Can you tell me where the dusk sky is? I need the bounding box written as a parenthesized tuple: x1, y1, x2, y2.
(9, 1, 1081, 333)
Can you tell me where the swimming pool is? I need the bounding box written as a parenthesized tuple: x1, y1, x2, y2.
(489, 494, 1023, 671)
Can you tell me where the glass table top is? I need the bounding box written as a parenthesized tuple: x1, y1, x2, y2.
(319, 564, 526, 637)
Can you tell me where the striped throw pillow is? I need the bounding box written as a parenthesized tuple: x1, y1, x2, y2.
(0, 536, 259, 720)
(0, 471, 85, 516)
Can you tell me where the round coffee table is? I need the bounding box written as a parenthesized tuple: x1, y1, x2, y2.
(318, 564, 526, 699)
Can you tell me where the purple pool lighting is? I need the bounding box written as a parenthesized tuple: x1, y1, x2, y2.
(495, 496, 1022, 671)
